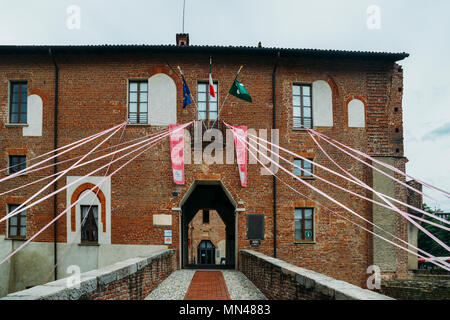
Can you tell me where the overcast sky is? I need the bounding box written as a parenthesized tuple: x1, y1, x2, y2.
(1, 0, 449, 210)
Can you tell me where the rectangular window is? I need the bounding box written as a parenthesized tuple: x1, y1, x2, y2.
(10, 81, 28, 124)
(294, 208, 314, 241)
(81, 205, 98, 243)
(293, 84, 312, 129)
(293, 158, 313, 177)
(9, 155, 26, 175)
(197, 82, 218, 121)
(128, 80, 148, 124)
(203, 209, 210, 224)
(8, 204, 26, 239)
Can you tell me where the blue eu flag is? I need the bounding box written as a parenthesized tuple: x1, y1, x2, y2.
(182, 75, 192, 108)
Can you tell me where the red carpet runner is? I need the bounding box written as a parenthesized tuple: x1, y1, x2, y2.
(184, 271, 231, 300)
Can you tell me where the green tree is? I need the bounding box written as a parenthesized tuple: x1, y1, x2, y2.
(417, 203, 450, 258)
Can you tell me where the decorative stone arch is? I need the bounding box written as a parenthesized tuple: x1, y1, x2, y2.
(346, 95, 367, 128)
(70, 183, 106, 232)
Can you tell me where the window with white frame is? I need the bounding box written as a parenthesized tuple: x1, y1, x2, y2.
(293, 84, 312, 129)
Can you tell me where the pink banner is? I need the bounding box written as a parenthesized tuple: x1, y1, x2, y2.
(169, 124, 185, 185)
(233, 125, 248, 187)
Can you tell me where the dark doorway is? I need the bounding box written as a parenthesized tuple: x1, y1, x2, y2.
(197, 240, 215, 264)
(181, 181, 236, 269)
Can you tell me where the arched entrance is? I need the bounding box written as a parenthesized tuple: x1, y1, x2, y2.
(180, 180, 236, 269)
(197, 240, 215, 265)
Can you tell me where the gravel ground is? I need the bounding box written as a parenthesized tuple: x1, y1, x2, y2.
(145, 269, 196, 300)
(222, 270, 267, 300)
(145, 269, 267, 300)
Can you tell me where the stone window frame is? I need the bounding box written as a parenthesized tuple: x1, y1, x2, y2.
(292, 83, 313, 129)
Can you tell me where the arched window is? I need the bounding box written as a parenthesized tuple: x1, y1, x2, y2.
(348, 99, 365, 128)
(148, 73, 177, 125)
(312, 80, 333, 127)
(198, 240, 215, 249)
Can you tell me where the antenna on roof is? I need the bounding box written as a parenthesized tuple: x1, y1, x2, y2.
(182, 0, 186, 33)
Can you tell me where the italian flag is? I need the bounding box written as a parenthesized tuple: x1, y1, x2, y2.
(209, 59, 216, 98)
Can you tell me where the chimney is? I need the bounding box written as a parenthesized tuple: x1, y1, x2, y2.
(176, 33, 189, 46)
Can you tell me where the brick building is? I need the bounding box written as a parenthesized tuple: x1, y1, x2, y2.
(187, 209, 226, 265)
(0, 34, 414, 296)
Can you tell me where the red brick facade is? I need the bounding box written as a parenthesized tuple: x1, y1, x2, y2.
(0, 43, 409, 287)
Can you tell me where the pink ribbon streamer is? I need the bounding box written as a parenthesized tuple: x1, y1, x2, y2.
(248, 133, 450, 226)
(303, 126, 448, 201)
(248, 144, 450, 271)
(0, 121, 127, 184)
(7, 129, 161, 178)
(0, 124, 123, 174)
(4, 122, 127, 222)
(243, 128, 450, 253)
(306, 131, 450, 253)
(225, 122, 450, 270)
(0, 122, 192, 266)
(0, 128, 173, 197)
(1, 122, 192, 224)
(246, 134, 450, 232)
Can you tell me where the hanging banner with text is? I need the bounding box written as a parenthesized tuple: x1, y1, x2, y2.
(169, 124, 185, 185)
(233, 125, 248, 187)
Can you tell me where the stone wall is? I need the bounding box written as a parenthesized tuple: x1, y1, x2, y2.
(380, 272, 450, 300)
(0, 249, 176, 300)
(239, 250, 392, 300)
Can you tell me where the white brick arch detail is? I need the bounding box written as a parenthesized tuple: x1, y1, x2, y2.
(348, 99, 366, 128)
(148, 73, 177, 126)
(312, 80, 333, 127)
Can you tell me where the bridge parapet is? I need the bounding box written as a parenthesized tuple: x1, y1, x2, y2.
(1, 249, 177, 300)
(239, 250, 393, 300)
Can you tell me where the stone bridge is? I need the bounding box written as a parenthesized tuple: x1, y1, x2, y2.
(0, 249, 392, 300)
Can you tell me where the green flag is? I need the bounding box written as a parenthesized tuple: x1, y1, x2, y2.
(229, 78, 252, 102)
